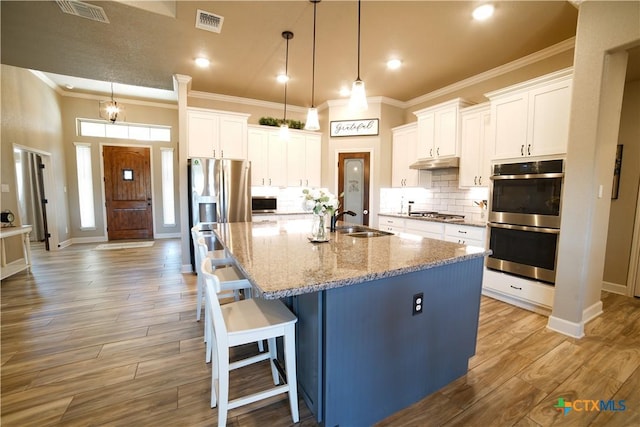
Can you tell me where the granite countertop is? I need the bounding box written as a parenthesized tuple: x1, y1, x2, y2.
(378, 212, 487, 228)
(213, 219, 490, 299)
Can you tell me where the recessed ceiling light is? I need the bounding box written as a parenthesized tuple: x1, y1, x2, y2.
(277, 73, 289, 83)
(195, 57, 210, 67)
(472, 4, 494, 21)
(387, 59, 402, 70)
(65, 83, 74, 90)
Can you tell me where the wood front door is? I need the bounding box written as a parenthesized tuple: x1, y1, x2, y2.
(338, 152, 370, 226)
(103, 146, 153, 240)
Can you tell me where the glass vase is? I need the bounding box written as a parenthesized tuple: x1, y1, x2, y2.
(310, 213, 329, 241)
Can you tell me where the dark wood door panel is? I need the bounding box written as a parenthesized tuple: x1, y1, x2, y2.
(104, 146, 153, 240)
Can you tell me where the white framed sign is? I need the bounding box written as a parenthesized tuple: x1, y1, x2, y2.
(330, 119, 379, 137)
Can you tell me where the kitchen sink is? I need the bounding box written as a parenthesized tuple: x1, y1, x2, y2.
(333, 225, 369, 234)
(346, 230, 394, 238)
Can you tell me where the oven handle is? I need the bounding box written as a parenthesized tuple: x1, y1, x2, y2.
(488, 222, 560, 234)
(490, 172, 564, 180)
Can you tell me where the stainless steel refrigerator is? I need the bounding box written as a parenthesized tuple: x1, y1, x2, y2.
(187, 158, 251, 271)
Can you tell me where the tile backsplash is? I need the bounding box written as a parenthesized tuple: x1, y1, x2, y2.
(252, 186, 322, 213)
(380, 169, 489, 223)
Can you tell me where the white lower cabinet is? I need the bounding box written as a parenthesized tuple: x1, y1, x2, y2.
(404, 219, 444, 240)
(482, 268, 554, 314)
(444, 223, 485, 247)
(378, 216, 405, 234)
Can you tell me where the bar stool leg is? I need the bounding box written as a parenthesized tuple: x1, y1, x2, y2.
(284, 325, 299, 423)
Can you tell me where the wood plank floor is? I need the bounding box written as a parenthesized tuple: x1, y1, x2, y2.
(1, 239, 639, 426)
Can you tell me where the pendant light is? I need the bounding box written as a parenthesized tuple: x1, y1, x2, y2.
(304, 0, 321, 131)
(99, 82, 123, 123)
(280, 30, 294, 141)
(349, 0, 367, 111)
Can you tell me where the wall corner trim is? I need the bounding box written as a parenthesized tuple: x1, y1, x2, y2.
(546, 299, 603, 338)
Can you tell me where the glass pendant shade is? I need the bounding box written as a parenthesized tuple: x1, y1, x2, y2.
(349, 79, 368, 111)
(279, 123, 290, 141)
(304, 107, 320, 131)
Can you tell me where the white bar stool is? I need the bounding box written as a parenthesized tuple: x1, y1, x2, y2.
(191, 225, 247, 321)
(201, 258, 299, 427)
(194, 237, 263, 361)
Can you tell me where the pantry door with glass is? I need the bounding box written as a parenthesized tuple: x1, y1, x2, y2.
(337, 152, 370, 226)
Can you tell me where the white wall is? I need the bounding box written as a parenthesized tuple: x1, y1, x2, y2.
(550, 1, 640, 338)
(603, 80, 640, 293)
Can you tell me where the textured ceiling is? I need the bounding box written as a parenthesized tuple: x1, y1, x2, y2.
(1, 1, 586, 106)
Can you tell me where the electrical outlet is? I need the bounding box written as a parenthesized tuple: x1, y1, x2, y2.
(412, 292, 423, 315)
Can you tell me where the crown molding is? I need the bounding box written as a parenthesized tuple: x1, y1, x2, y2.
(30, 70, 177, 109)
(188, 90, 308, 113)
(405, 37, 576, 108)
(325, 96, 406, 109)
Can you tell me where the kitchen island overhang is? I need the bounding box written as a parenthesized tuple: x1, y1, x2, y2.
(212, 220, 490, 426)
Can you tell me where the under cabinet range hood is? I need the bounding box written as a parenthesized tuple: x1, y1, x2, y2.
(409, 157, 459, 170)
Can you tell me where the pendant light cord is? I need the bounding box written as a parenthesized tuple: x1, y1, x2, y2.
(311, 1, 317, 108)
(356, 0, 361, 81)
(284, 37, 289, 122)
(282, 31, 293, 123)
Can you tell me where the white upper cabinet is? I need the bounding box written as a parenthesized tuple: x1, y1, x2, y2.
(487, 69, 572, 160)
(414, 98, 474, 159)
(391, 123, 419, 187)
(187, 108, 249, 159)
(286, 131, 321, 188)
(459, 103, 492, 187)
(248, 125, 322, 188)
(247, 126, 286, 187)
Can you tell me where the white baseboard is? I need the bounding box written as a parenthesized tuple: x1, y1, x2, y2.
(57, 239, 72, 249)
(481, 288, 552, 316)
(547, 315, 584, 338)
(583, 299, 604, 324)
(602, 280, 628, 295)
(547, 299, 603, 339)
(71, 236, 109, 245)
(155, 233, 181, 239)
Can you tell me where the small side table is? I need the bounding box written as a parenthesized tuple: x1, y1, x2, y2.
(1, 225, 33, 280)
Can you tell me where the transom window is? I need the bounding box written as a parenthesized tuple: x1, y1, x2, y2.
(77, 119, 171, 142)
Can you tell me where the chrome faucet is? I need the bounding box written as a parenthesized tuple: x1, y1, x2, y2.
(330, 210, 357, 231)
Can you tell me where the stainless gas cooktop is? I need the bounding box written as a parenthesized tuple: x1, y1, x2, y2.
(408, 211, 466, 222)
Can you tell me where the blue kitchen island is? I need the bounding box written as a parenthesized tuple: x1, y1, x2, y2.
(213, 220, 489, 426)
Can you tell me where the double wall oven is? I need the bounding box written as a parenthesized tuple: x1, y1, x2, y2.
(487, 159, 564, 284)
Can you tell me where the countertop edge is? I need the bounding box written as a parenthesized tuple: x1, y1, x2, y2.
(230, 244, 490, 300)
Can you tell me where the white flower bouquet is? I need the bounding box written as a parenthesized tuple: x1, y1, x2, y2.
(302, 188, 340, 216)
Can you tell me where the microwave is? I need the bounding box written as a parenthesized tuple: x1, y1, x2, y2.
(251, 196, 277, 213)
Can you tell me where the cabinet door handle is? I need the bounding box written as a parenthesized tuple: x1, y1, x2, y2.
(510, 285, 523, 290)
(436, 147, 440, 156)
(527, 144, 531, 156)
(213, 149, 217, 158)
(429, 148, 433, 157)
(474, 176, 477, 185)
(269, 178, 272, 186)
(306, 179, 309, 186)
(300, 179, 302, 186)
(479, 176, 482, 185)
(458, 230, 467, 234)
(520, 145, 524, 156)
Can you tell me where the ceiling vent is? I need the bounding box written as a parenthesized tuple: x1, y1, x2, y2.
(56, 0, 109, 23)
(195, 9, 224, 33)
